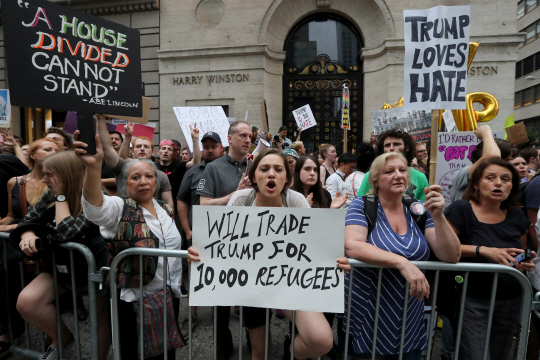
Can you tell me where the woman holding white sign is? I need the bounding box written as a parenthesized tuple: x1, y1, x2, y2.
(188, 148, 350, 360)
(343, 152, 460, 359)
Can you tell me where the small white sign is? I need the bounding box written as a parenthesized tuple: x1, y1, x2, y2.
(173, 107, 230, 150)
(442, 110, 457, 132)
(0, 90, 10, 128)
(190, 205, 345, 312)
(292, 105, 317, 131)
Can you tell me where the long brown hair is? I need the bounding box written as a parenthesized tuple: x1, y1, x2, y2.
(42, 151, 86, 216)
(27, 139, 63, 206)
(291, 155, 328, 208)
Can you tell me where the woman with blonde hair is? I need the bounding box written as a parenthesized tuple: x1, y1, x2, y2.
(342, 152, 460, 359)
(0, 138, 62, 232)
(13, 151, 110, 360)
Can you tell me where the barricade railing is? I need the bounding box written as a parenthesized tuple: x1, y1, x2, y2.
(0, 231, 102, 360)
(107, 248, 535, 360)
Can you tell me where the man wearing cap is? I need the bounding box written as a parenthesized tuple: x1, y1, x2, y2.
(196, 121, 252, 359)
(176, 131, 224, 336)
(96, 114, 175, 208)
(156, 138, 200, 202)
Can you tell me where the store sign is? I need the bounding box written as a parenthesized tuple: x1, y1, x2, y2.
(172, 73, 250, 86)
(2, 0, 143, 116)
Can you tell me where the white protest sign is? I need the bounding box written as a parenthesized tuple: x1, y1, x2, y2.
(292, 105, 316, 131)
(190, 206, 345, 312)
(403, 6, 470, 110)
(436, 131, 504, 206)
(173, 107, 230, 150)
(442, 110, 457, 132)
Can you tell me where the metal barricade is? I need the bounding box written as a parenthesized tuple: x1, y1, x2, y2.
(108, 248, 534, 360)
(0, 231, 102, 360)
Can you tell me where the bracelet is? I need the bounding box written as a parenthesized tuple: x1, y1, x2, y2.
(476, 246, 482, 257)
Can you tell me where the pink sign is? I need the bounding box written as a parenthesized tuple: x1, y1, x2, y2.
(116, 123, 155, 139)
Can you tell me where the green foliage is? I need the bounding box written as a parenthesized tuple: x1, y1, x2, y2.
(516, 126, 540, 150)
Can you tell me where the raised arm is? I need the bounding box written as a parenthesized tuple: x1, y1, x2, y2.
(467, 125, 500, 179)
(74, 132, 105, 207)
(1, 131, 29, 168)
(186, 124, 201, 170)
(119, 121, 133, 161)
(96, 114, 120, 170)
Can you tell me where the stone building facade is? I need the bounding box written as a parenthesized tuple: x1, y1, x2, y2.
(1, 0, 522, 152)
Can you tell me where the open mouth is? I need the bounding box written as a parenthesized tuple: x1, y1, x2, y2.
(492, 189, 503, 195)
(266, 181, 277, 192)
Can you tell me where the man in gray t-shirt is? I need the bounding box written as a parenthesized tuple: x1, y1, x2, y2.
(96, 115, 173, 207)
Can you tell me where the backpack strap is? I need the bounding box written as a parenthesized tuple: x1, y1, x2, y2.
(362, 194, 378, 236)
(19, 175, 28, 217)
(402, 195, 428, 235)
(245, 189, 289, 207)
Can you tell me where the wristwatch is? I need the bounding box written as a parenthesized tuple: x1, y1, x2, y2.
(56, 195, 66, 202)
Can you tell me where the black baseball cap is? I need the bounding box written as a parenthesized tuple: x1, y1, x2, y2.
(201, 132, 222, 143)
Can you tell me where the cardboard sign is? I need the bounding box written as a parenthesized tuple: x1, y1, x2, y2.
(505, 122, 529, 145)
(371, 107, 432, 143)
(403, 6, 470, 110)
(190, 206, 345, 312)
(173, 106, 230, 150)
(292, 105, 316, 131)
(2, 0, 142, 116)
(115, 122, 155, 139)
(435, 131, 504, 206)
(0, 90, 10, 128)
(104, 97, 151, 124)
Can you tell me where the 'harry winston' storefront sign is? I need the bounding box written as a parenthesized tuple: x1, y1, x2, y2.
(172, 73, 249, 86)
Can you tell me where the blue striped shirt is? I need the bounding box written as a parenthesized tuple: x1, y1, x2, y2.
(342, 196, 434, 355)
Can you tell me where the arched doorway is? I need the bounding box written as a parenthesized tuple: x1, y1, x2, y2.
(283, 14, 363, 154)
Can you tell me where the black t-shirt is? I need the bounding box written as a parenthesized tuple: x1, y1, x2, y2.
(101, 159, 115, 179)
(0, 155, 30, 218)
(156, 161, 187, 202)
(444, 199, 529, 300)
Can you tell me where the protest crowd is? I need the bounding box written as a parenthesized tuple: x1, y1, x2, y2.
(0, 118, 538, 360)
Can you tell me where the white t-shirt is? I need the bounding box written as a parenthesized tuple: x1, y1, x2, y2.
(341, 171, 366, 209)
(228, 188, 310, 208)
(82, 194, 182, 301)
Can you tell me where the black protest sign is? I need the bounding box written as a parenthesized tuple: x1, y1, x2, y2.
(2, 0, 142, 116)
(403, 5, 470, 110)
(190, 206, 345, 312)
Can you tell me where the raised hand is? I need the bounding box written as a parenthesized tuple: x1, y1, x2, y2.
(124, 121, 134, 137)
(306, 193, 314, 207)
(330, 191, 349, 209)
(190, 123, 200, 140)
(74, 131, 104, 167)
(424, 185, 445, 218)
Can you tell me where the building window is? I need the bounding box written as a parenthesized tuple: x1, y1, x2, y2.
(519, 0, 525, 18)
(517, 61, 523, 78)
(516, 91, 523, 109)
(527, 23, 537, 44)
(527, 0, 538, 12)
(524, 55, 535, 75)
(535, 85, 540, 103)
(524, 87, 534, 106)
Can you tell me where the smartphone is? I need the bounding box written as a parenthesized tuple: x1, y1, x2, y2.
(511, 249, 532, 266)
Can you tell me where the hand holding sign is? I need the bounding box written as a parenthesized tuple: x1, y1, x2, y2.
(292, 105, 316, 131)
(73, 131, 104, 168)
